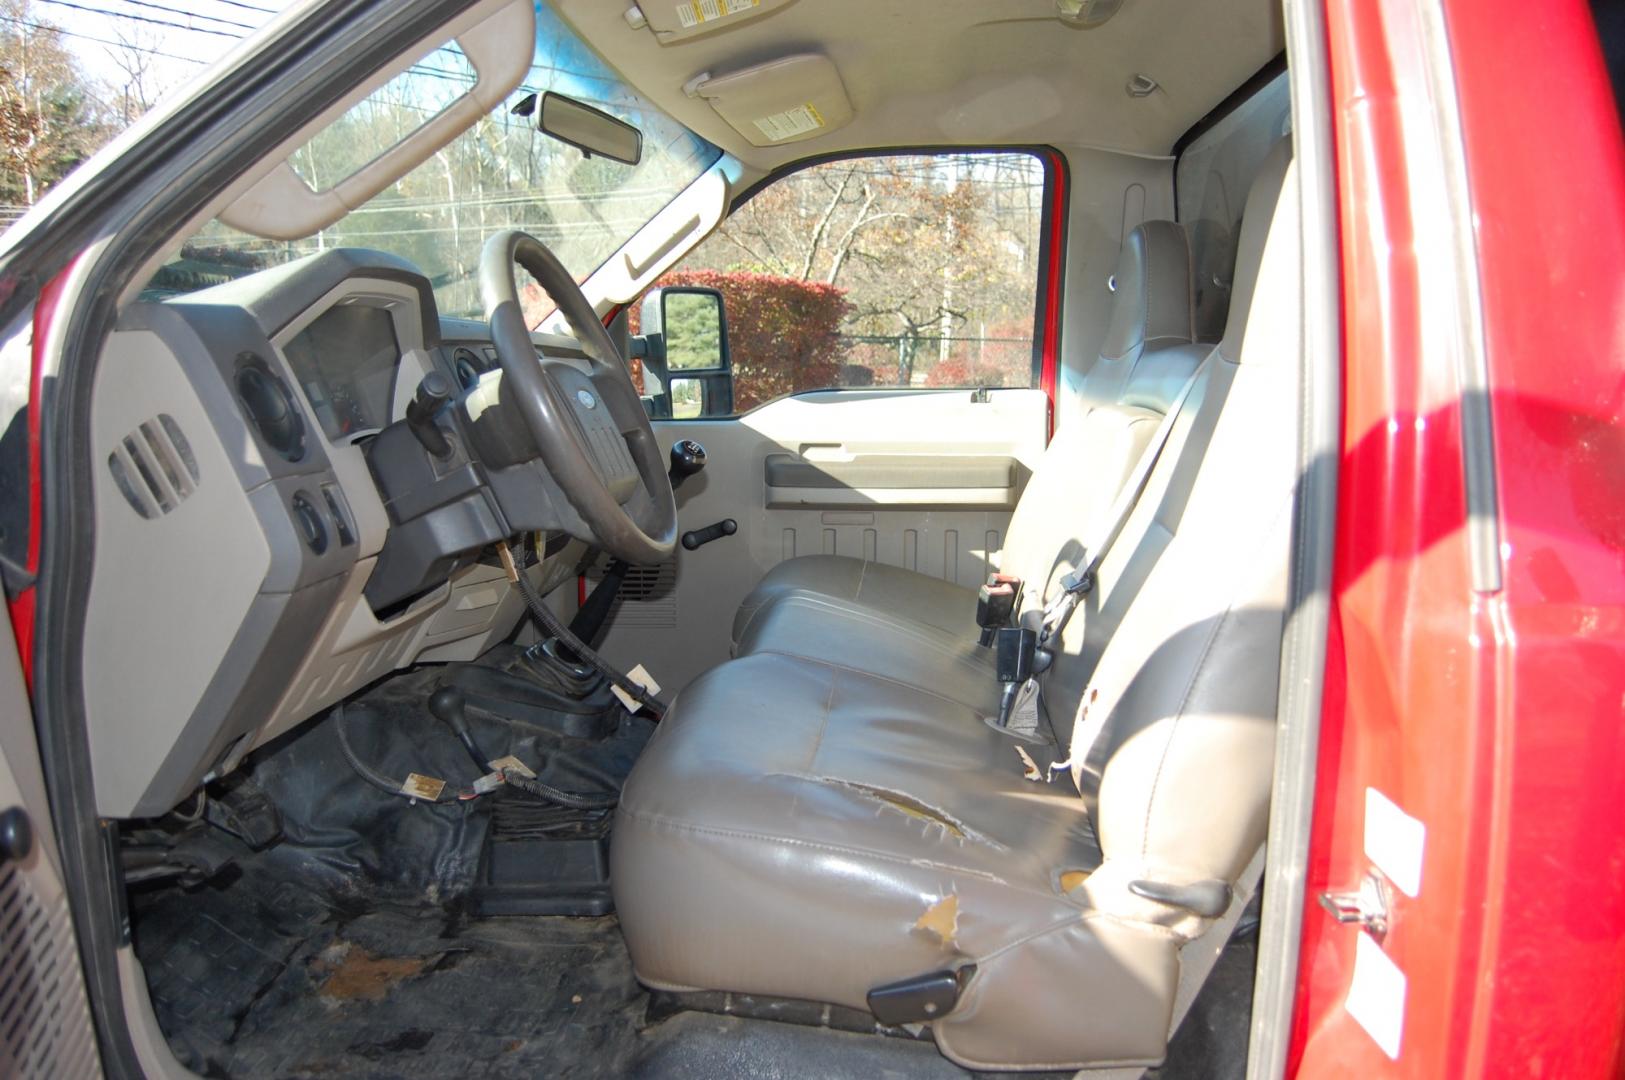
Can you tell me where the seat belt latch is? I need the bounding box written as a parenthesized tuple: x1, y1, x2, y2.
(1058, 568, 1095, 597)
(975, 574, 1021, 646)
(1038, 567, 1096, 649)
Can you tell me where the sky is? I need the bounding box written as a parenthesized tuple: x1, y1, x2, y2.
(21, 0, 299, 105)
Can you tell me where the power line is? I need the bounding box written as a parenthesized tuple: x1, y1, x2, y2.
(0, 14, 208, 63)
(34, 0, 241, 38)
(115, 0, 257, 32)
(196, 0, 278, 14)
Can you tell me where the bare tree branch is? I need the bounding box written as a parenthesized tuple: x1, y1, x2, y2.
(796, 164, 856, 280)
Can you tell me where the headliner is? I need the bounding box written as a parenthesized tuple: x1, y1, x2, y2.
(555, 0, 1284, 171)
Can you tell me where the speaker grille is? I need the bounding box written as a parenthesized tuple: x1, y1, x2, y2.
(587, 558, 677, 629)
(0, 863, 101, 1078)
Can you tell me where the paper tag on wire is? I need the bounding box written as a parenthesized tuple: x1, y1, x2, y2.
(488, 755, 536, 780)
(400, 773, 445, 801)
(610, 663, 660, 713)
(472, 771, 505, 795)
(1007, 677, 1042, 737)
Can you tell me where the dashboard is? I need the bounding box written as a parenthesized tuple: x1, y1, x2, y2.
(82, 249, 588, 818)
(282, 302, 402, 441)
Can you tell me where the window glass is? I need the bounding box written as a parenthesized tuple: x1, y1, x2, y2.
(1175, 71, 1291, 342)
(637, 151, 1048, 414)
(144, 2, 721, 321)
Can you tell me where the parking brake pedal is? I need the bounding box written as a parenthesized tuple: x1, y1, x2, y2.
(203, 773, 282, 849)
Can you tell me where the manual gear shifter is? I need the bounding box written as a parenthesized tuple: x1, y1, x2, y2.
(428, 685, 489, 771)
(667, 439, 707, 490)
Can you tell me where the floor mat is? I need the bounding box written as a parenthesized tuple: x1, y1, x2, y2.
(134, 865, 647, 1079)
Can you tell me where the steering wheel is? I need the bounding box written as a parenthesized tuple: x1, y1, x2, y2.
(479, 229, 677, 565)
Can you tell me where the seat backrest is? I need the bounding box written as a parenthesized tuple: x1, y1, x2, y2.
(1073, 139, 1299, 918)
(999, 220, 1202, 607)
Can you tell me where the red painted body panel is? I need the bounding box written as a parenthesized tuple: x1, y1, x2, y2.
(1038, 147, 1069, 440)
(1294, 0, 1625, 1076)
(5, 265, 72, 691)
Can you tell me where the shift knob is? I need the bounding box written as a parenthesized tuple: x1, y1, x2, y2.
(428, 684, 489, 770)
(668, 439, 707, 489)
(427, 685, 468, 731)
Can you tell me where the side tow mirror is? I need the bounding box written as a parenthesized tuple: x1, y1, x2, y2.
(638, 286, 733, 418)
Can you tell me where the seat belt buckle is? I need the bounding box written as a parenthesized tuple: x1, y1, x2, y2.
(994, 626, 1036, 683)
(975, 575, 1021, 646)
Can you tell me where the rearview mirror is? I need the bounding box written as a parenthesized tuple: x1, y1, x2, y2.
(537, 91, 642, 166)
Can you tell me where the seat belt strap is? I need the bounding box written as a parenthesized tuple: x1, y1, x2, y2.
(1038, 361, 1205, 649)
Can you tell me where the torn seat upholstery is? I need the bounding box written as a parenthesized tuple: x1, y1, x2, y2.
(613, 141, 1299, 1071)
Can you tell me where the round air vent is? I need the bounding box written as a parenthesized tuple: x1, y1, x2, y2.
(451, 347, 483, 390)
(234, 353, 305, 463)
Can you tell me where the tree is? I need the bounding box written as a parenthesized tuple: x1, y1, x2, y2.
(671, 154, 1046, 386)
(104, 19, 162, 125)
(0, 1, 107, 205)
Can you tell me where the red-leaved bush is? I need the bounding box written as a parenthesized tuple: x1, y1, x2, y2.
(922, 321, 1035, 388)
(632, 270, 852, 411)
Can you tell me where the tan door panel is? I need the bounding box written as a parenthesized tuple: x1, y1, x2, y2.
(593, 388, 1047, 693)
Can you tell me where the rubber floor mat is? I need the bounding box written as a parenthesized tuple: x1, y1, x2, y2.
(134, 865, 648, 1079)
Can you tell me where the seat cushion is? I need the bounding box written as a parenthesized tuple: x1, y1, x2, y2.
(613, 652, 1183, 1071)
(731, 554, 977, 648)
(735, 592, 999, 714)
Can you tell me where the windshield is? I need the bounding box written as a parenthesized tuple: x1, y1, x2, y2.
(146, 2, 720, 319)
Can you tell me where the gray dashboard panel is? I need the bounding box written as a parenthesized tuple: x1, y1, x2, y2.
(85, 252, 442, 816)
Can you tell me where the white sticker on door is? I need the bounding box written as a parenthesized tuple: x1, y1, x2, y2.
(1363, 786, 1425, 898)
(752, 103, 826, 142)
(1346, 930, 1406, 1059)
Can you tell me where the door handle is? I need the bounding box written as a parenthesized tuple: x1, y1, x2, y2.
(1318, 871, 1391, 944)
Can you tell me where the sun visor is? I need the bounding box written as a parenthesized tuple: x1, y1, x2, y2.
(689, 54, 854, 148)
(631, 0, 797, 42)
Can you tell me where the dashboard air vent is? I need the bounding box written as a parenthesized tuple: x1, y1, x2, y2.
(451, 347, 484, 390)
(107, 414, 199, 519)
(234, 352, 305, 462)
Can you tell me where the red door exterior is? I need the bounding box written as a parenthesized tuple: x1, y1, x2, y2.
(1292, 0, 1625, 1076)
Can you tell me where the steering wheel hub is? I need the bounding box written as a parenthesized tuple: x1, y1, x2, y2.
(479, 229, 678, 565)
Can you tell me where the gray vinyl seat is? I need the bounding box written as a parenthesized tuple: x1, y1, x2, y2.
(613, 141, 1298, 1071)
(733, 220, 1207, 728)
(731, 218, 1201, 660)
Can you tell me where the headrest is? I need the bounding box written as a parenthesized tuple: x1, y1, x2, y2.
(1219, 138, 1294, 361)
(1099, 219, 1195, 362)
